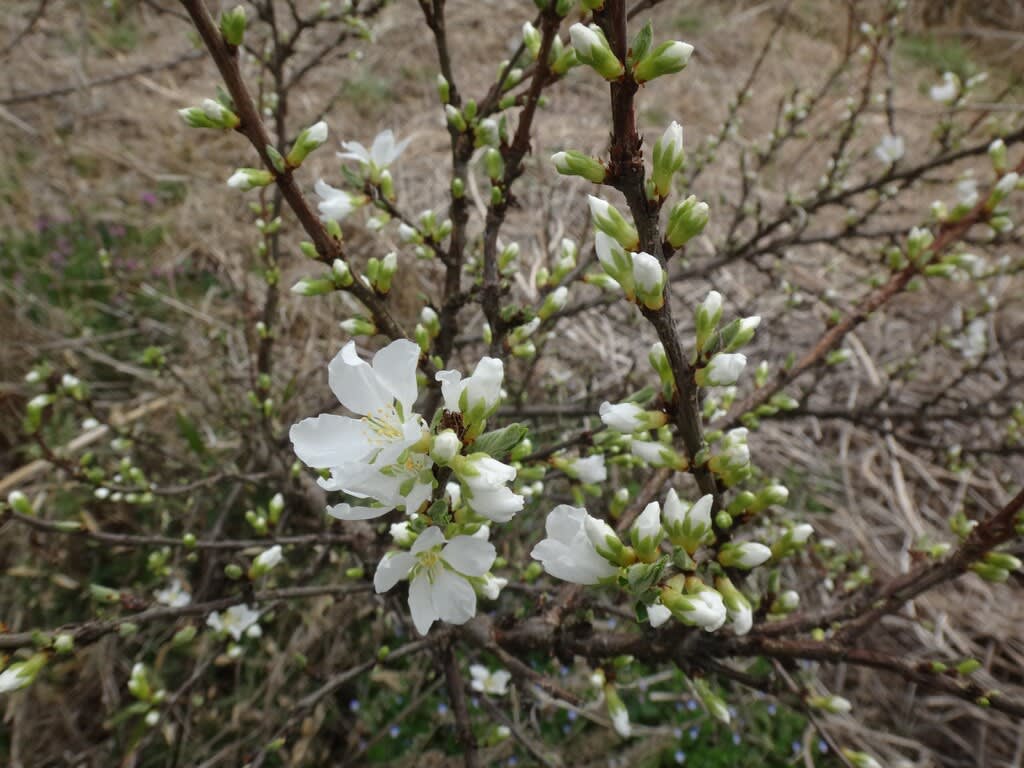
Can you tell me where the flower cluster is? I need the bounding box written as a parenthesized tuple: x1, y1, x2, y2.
(291, 339, 522, 634)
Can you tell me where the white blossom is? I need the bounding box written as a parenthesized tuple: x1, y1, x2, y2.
(480, 573, 508, 600)
(254, 545, 283, 572)
(531, 505, 619, 584)
(469, 664, 511, 695)
(930, 72, 959, 104)
(453, 454, 524, 523)
(874, 134, 904, 164)
(564, 454, 607, 484)
(647, 600, 673, 628)
(207, 604, 261, 641)
(337, 129, 411, 174)
(435, 357, 504, 423)
(373, 526, 496, 635)
(314, 179, 361, 222)
(703, 353, 747, 386)
(154, 579, 192, 608)
(290, 339, 434, 520)
(599, 401, 646, 432)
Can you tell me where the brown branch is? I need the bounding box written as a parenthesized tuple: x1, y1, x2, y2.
(178, 0, 407, 343)
(442, 640, 480, 768)
(720, 154, 1024, 430)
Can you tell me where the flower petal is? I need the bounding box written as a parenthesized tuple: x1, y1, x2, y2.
(328, 341, 388, 415)
(374, 551, 416, 593)
(371, 339, 421, 415)
(435, 369, 464, 412)
(327, 502, 393, 521)
(408, 573, 437, 635)
(442, 536, 496, 577)
(289, 414, 374, 468)
(411, 525, 446, 554)
(432, 569, 477, 625)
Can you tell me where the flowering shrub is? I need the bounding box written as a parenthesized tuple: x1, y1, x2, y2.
(2, 0, 1024, 766)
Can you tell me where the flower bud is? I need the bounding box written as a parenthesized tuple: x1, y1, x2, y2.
(7, 490, 32, 516)
(588, 196, 639, 249)
(630, 501, 663, 560)
(662, 490, 712, 554)
(569, 23, 624, 80)
(290, 277, 335, 296)
(697, 353, 747, 387)
(431, 430, 462, 465)
(651, 121, 684, 197)
(665, 195, 709, 247)
(599, 401, 667, 433)
(339, 317, 377, 336)
(219, 5, 247, 46)
(250, 545, 283, 578)
(538, 286, 569, 320)
(631, 251, 666, 309)
(286, 120, 329, 167)
(604, 683, 631, 738)
(715, 576, 753, 635)
(988, 138, 1007, 174)
(808, 695, 852, 714)
(551, 150, 607, 184)
(584, 515, 629, 565)
(633, 40, 694, 83)
(694, 290, 723, 350)
(522, 21, 541, 58)
(227, 168, 274, 191)
(718, 541, 772, 569)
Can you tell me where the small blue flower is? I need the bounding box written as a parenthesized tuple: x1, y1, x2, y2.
(686, 699, 698, 711)
(567, 710, 578, 722)
(674, 750, 686, 764)
(689, 727, 699, 740)
(791, 741, 802, 755)
(818, 739, 829, 754)
(732, 733, 741, 746)
(437, 703, 449, 716)
(766, 703, 777, 715)
(348, 699, 360, 712)
(389, 725, 400, 738)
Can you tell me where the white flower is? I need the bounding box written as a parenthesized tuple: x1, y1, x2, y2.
(930, 72, 960, 104)
(154, 579, 192, 608)
(435, 357, 504, 423)
(647, 600, 672, 628)
(599, 401, 646, 432)
(957, 177, 979, 207)
(951, 317, 986, 360)
(531, 505, 619, 584)
(729, 599, 752, 635)
(207, 604, 261, 641)
(469, 664, 511, 695)
(565, 454, 607, 484)
(995, 171, 1019, 197)
(703, 353, 747, 386)
(629, 438, 681, 468)
(314, 179, 361, 221)
(373, 526, 496, 635)
(227, 170, 252, 189)
(874, 134, 904, 165)
(609, 698, 631, 738)
(338, 129, 411, 175)
(290, 339, 433, 520)
(453, 454, 524, 523)
(254, 544, 283, 571)
(431, 430, 461, 464)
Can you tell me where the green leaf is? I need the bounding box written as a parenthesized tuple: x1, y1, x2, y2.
(471, 423, 528, 460)
(623, 556, 668, 597)
(629, 22, 654, 66)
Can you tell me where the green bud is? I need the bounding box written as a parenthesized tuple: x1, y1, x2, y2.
(570, 23, 624, 81)
(290, 277, 336, 296)
(172, 626, 197, 646)
(666, 195, 709, 248)
(551, 150, 607, 184)
(224, 563, 243, 580)
(286, 120, 329, 167)
(633, 41, 694, 83)
(219, 5, 247, 46)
